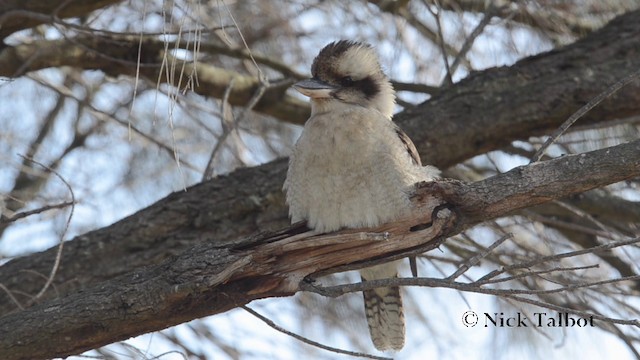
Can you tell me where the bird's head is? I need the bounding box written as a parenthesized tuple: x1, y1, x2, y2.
(294, 40, 396, 119)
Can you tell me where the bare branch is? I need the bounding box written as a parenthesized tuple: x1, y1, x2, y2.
(17, 156, 75, 304)
(0, 201, 74, 224)
(532, 68, 640, 162)
(476, 237, 640, 284)
(242, 306, 391, 360)
(444, 232, 512, 281)
(449, 4, 497, 76)
(303, 275, 640, 326)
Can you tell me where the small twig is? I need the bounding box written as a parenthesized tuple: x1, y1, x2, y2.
(552, 199, 625, 238)
(201, 62, 269, 180)
(0, 283, 24, 310)
(18, 156, 75, 303)
(0, 201, 74, 224)
(476, 237, 640, 283)
(241, 306, 391, 360)
(531, 68, 640, 163)
(126, 0, 154, 140)
(27, 74, 201, 172)
(235, 79, 268, 123)
(445, 233, 512, 281)
(476, 264, 600, 285)
(220, 0, 266, 83)
(427, 2, 453, 85)
(148, 351, 188, 360)
(496, 275, 640, 296)
(523, 210, 621, 240)
(502, 294, 640, 327)
(202, 78, 236, 180)
(449, 4, 497, 76)
(610, 324, 640, 359)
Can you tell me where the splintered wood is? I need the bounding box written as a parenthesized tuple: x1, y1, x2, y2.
(246, 182, 455, 292)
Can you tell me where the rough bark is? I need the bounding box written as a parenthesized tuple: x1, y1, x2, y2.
(1, 9, 640, 318)
(0, 160, 291, 316)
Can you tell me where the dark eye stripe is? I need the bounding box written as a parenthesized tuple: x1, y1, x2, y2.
(356, 76, 379, 99)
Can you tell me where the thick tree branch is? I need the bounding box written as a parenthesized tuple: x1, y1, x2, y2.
(398, 9, 640, 166)
(438, 140, 640, 223)
(1, 139, 638, 360)
(0, 35, 310, 123)
(1, 10, 640, 317)
(0, 159, 290, 316)
(433, 0, 609, 38)
(0, 0, 124, 40)
(1, 10, 640, 134)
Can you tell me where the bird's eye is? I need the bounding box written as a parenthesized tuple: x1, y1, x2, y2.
(340, 76, 354, 86)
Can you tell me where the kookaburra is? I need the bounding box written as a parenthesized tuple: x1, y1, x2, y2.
(283, 40, 439, 351)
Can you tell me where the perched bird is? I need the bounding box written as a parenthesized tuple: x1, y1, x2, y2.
(283, 40, 439, 351)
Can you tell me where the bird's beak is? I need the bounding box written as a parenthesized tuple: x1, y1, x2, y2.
(293, 79, 336, 99)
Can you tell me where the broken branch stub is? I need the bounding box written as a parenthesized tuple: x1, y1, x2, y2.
(239, 182, 454, 292)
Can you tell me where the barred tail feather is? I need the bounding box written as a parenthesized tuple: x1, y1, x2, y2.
(361, 276, 405, 351)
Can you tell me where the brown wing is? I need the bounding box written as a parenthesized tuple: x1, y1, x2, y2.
(394, 125, 422, 166)
(394, 125, 422, 279)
